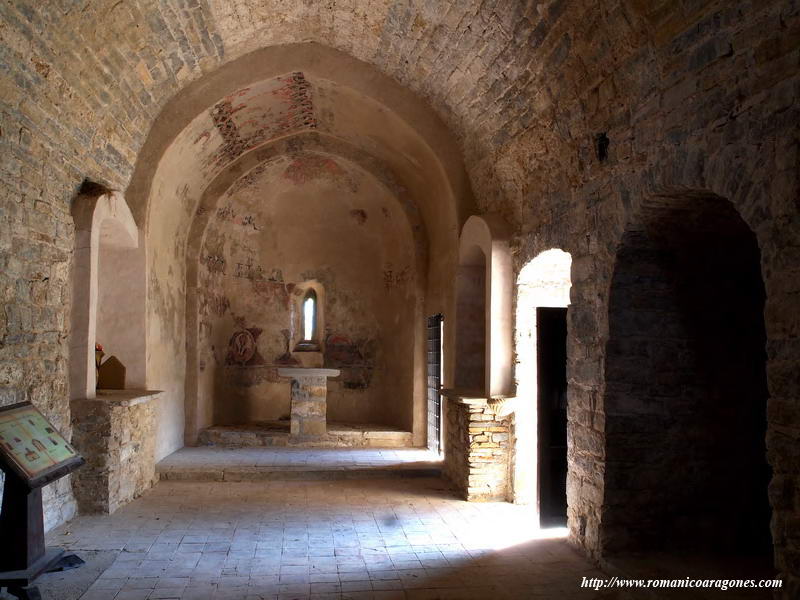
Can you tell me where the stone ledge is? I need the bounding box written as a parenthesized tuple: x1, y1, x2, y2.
(440, 388, 487, 404)
(74, 389, 162, 408)
(440, 388, 516, 412)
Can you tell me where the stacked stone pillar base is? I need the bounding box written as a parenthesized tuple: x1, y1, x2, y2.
(290, 375, 327, 439)
(443, 397, 511, 501)
(278, 368, 340, 443)
(70, 390, 160, 514)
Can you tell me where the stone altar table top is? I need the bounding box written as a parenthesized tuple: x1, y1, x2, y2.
(276, 367, 341, 378)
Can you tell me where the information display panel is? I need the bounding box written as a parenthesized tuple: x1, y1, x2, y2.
(0, 402, 83, 489)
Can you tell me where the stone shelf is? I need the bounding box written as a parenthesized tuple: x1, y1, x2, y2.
(91, 389, 162, 407)
(440, 388, 515, 409)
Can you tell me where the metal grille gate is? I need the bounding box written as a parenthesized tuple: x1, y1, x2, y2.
(426, 314, 444, 454)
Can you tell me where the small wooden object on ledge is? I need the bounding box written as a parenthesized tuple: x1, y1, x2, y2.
(97, 355, 126, 390)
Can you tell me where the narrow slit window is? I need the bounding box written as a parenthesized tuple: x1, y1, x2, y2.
(303, 290, 317, 342)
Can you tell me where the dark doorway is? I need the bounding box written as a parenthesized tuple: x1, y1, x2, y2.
(537, 307, 568, 527)
(427, 314, 444, 455)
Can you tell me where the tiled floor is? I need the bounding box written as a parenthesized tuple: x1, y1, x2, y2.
(38, 477, 615, 600)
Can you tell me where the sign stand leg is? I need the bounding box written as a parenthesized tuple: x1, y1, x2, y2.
(6, 585, 43, 600)
(0, 475, 45, 571)
(0, 402, 86, 595)
(0, 476, 67, 597)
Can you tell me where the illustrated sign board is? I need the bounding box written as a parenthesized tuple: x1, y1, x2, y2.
(0, 402, 84, 489)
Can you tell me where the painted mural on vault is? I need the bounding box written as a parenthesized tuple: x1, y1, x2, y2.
(194, 72, 317, 174)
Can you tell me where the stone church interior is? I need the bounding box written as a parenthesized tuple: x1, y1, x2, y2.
(0, 1, 797, 599)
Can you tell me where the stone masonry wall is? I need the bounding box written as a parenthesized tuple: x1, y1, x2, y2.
(443, 399, 469, 497)
(499, 5, 799, 595)
(0, 2, 798, 593)
(70, 394, 158, 514)
(444, 399, 510, 502)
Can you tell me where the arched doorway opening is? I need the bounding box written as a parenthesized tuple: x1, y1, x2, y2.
(514, 249, 572, 527)
(603, 193, 771, 563)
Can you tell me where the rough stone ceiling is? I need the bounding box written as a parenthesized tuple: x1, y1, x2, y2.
(1, 0, 657, 228)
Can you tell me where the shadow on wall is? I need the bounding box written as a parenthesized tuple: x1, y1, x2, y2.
(454, 245, 486, 392)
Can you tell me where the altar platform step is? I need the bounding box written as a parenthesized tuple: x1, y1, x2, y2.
(196, 421, 413, 448)
(156, 447, 442, 482)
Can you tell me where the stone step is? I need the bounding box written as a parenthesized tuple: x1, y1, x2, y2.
(157, 465, 442, 482)
(198, 427, 290, 447)
(156, 447, 443, 483)
(198, 423, 413, 448)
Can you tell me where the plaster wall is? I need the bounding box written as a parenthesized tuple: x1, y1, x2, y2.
(96, 241, 147, 389)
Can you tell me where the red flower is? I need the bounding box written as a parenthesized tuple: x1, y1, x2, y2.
(95, 343, 104, 352)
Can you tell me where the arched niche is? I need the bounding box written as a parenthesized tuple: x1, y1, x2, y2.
(603, 192, 771, 557)
(70, 192, 143, 399)
(454, 214, 513, 398)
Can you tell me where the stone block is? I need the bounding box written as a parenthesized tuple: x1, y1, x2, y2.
(70, 392, 159, 514)
(300, 419, 327, 436)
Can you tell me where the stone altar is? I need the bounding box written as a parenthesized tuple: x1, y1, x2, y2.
(277, 368, 340, 442)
